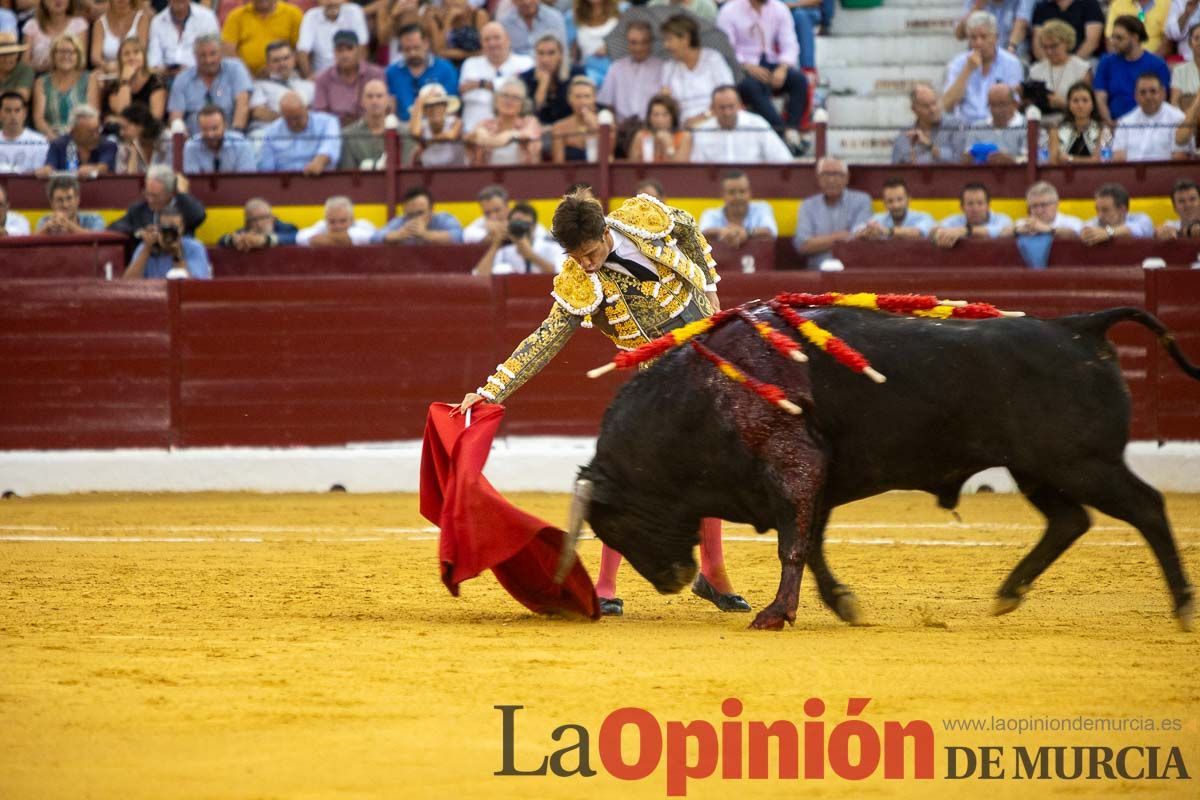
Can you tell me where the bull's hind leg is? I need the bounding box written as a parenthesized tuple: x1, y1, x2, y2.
(805, 508, 862, 624)
(995, 481, 1092, 616)
(1059, 463, 1194, 630)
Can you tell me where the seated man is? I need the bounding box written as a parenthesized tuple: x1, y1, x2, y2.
(792, 157, 873, 268)
(34, 105, 117, 179)
(462, 184, 510, 244)
(931, 181, 1013, 248)
(168, 34, 253, 135)
(497, 0, 567, 57)
(147, 0, 220, 76)
(217, 197, 298, 250)
(472, 201, 564, 275)
(635, 178, 665, 201)
(311, 30, 385, 127)
(248, 40, 315, 132)
(892, 83, 967, 165)
(852, 178, 935, 240)
(339, 79, 392, 170)
(296, 0, 369, 77)
(961, 84, 1026, 164)
(183, 105, 257, 173)
(0, 183, 29, 236)
(942, 11, 1024, 124)
(258, 91, 341, 174)
(0, 91, 49, 174)
(699, 170, 778, 248)
(384, 23, 459, 124)
(1013, 180, 1083, 238)
(1156, 179, 1200, 239)
(221, 0, 303, 77)
(595, 21, 663, 131)
(1094, 15, 1171, 125)
(122, 203, 212, 279)
(297, 195, 376, 246)
(690, 85, 793, 164)
(109, 164, 207, 237)
(372, 186, 463, 245)
(1111, 73, 1190, 162)
(35, 174, 106, 234)
(1080, 182, 1155, 245)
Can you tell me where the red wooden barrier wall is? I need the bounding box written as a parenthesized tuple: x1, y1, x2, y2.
(1, 271, 1198, 449)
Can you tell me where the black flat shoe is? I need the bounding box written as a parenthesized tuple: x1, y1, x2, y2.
(692, 574, 752, 612)
(598, 597, 624, 616)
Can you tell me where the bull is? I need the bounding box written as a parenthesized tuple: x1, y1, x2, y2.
(560, 305, 1200, 631)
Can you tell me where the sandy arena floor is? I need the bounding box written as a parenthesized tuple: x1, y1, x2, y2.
(1, 490, 1198, 799)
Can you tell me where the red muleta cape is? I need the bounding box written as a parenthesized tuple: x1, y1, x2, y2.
(419, 403, 599, 619)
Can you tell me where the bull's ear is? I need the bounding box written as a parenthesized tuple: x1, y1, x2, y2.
(578, 465, 617, 506)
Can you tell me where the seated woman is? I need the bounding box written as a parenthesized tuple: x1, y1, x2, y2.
(88, 0, 150, 77)
(21, 0, 89, 73)
(550, 75, 613, 163)
(519, 34, 584, 126)
(628, 94, 691, 162)
(409, 82, 466, 166)
(90, 37, 164, 133)
(1047, 82, 1112, 164)
(465, 76, 541, 165)
(569, 0, 618, 86)
(1026, 20, 1090, 126)
(1170, 23, 1200, 112)
(658, 13, 733, 128)
(31, 32, 90, 138)
(429, 0, 487, 68)
(114, 101, 168, 174)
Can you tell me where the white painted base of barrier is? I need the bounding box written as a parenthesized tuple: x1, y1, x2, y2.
(0, 440, 1197, 496)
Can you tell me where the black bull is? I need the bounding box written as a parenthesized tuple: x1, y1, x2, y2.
(571, 306, 1200, 631)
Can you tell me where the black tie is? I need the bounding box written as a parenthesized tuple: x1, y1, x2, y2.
(605, 251, 659, 283)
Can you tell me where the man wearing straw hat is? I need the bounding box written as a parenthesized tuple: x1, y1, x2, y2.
(0, 33, 34, 101)
(453, 190, 751, 617)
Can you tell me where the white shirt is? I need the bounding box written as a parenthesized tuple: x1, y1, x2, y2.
(690, 110, 792, 163)
(0, 128, 50, 174)
(1112, 103, 1190, 161)
(147, 3, 219, 69)
(1048, 212, 1083, 234)
(296, 4, 369, 76)
(1166, 0, 1200, 61)
(297, 218, 377, 246)
(1083, 212, 1156, 238)
(607, 227, 718, 292)
(462, 215, 492, 244)
(3, 210, 31, 236)
(250, 74, 316, 116)
(458, 52, 534, 132)
(661, 48, 734, 122)
(596, 55, 664, 122)
(487, 223, 565, 274)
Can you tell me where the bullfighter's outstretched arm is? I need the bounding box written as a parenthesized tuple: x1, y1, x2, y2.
(473, 303, 584, 405)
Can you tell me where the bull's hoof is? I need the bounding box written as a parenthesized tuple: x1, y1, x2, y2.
(991, 595, 1024, 616)
(1176, 595, 1194, 633)
(691, 574, 752, 612)
(749, 606, 794, 630)
(833, 591, 862, 625)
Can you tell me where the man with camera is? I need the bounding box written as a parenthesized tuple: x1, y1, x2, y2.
(472, 201, 564, 275)
(122, 204, 212, 279)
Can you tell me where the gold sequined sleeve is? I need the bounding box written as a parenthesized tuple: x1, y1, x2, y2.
(476, 303, 583, 404)
(670, 208, 720, 290)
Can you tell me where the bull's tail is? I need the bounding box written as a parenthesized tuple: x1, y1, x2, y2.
(1065, 307, 1200, 381)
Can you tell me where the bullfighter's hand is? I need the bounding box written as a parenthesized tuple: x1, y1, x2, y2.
(451, 392, 486, 416)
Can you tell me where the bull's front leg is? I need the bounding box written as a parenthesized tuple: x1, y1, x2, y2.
(750, 459, 827, 631)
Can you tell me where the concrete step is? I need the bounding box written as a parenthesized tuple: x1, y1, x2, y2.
(821, 63, 947, 97)
(816, 35, 964, 68)
(826, 93, 913, 128)
(833, 5, 960, 37)
(825, 127, 897, 163)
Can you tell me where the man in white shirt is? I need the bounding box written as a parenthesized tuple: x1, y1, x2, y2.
(0, 92, 48, 174)
(0, 183, 30, 236)
(1080, 182, 1155, 245)
(942, 10, 1025, 123)
(690, 85, 792, 163)
(1111, 73, 1191, 162)
(147, 0, 220, 74)
(596, 21, 663, 125)
(462, 184, 510, 243)
(1013, 180, 1082, 238)
(962, 83, 1027, 163)
(473, 201, 565, 275)
(296, 196, 376, 246)
(458, 22, 533, 132)
(296, 0, 369, 77)
(249, 41, 315, 132)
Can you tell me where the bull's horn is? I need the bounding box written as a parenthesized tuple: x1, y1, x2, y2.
(554, 478, 593, 584)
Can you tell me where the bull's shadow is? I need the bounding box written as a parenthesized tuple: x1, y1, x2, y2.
(567, 305, 1199, 632)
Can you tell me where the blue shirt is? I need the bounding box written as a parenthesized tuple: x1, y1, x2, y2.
(938, 211, 1013, 237)
(793, 189, 874, 268)
(257, 110, 342, 172)
(44, 135, 118, 172)
(698, 201, 779, 236)
(167, 58, 254, 135)
(370, 211, 463, 244)
(35, 211, 106, 231)
(1094, 51, 1172, 121)
(0, 8, 17, 34)
(498, 5, 567, 56)
(131, 237, 212, 279)
(942, 48, 1025, 123)
(385, 56, 459, 122)
(855, 209, 936, 237)
(182, 130, 258, 173)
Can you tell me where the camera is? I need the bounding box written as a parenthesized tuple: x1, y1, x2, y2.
(1020, 79, 1052, 114)
(507, 218, 533, 240)
(160, 223, 181, 244)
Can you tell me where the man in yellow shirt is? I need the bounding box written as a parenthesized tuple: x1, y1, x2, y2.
(222, 0, 304, 77)
(1105, 0, 1171, 54)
